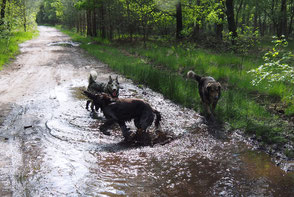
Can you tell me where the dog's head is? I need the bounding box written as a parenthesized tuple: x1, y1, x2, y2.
(83, 91, 114, 106)
(106, 76, 120, 98)
(206, 82, 221, 102)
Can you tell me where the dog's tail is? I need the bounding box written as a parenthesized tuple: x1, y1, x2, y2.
(88, 70, 98, 84)
(187, 70, 201, 83)
(153, 109, 162, 128)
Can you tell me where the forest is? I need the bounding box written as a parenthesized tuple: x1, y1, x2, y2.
(0, 0, 294, 152)
(1, 1, 294, 195)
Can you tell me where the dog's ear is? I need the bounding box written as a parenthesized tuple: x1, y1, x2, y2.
(115, 76, 119, 83)
(216, 82, 221, 92)
(108, 76, 113, 83)
(217, 83, 221, 97)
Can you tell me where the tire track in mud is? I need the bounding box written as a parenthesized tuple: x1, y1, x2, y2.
(0, 26, 294, 196)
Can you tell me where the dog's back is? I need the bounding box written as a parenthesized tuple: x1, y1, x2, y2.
(84, 92, 161, 129)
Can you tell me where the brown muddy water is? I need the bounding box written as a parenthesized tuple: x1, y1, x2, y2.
(0, 26, 294, 197)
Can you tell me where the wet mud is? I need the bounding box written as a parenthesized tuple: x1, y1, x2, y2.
(0, 26, 294, 196)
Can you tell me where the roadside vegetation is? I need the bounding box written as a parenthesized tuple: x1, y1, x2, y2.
(0, 0, 39, 70)
(0, 31, 37, 69)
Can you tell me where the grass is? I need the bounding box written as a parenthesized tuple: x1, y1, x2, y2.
(0, 30, 38, 69)
(58, 26, 293, 147)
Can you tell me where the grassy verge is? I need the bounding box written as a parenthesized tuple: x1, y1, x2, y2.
(122, 42, 293, 111)
(58, 26, 294, 154)
(0, 30, 38, 70)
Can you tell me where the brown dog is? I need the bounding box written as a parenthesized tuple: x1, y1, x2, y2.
(187, 70, 221, 120)
(83, 91, 162, 141)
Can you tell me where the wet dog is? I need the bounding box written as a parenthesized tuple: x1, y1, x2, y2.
(83, 91, 162, 143)
(187, 70, 221, 120)
(86, 70, 120, 113)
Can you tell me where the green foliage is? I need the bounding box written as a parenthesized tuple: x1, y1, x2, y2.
(225, 25, 260, 54)
(37, 0, 59, 25)
(0, 0, 39, 69)
(249, 36, 294, 85)
(0, 31, 37, 69)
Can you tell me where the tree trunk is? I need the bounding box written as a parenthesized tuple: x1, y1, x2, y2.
(225, 0, 237, 44)
(92, 8, 97, 37)
(192, 0, 201, 40)
(278, 0, 287, 37)
(253, 1, 258, 31)
(100, 4, 106, 39)
(235, 0, 243, 28)
(176, 2, 183, 40)
(289, 0, 294, 36)
(126, 0, 133, 40)
(0, 0, 7, 26)
(23, 0, 26, 32)
(215, 0, 224, 41)
(108, 6, 113, 40)
(86, 9, 91, 36)
(77, 12, 80, 33)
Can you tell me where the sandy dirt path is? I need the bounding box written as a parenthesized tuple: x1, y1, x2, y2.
(0, 26, 100, 106)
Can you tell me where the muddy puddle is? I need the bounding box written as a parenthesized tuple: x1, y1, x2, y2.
(0, 26, 294, 196)
(0, 80, 293, 196)
(48, 41, 80, 47)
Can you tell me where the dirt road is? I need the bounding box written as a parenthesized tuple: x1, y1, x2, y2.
(0, 26, 293, 197)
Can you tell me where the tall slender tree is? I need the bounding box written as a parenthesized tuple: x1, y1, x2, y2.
(278, 0, 287, 37)
(176, 1, 182, 39)
(225, 0, 237, 44)
(0, 0, 7, 27)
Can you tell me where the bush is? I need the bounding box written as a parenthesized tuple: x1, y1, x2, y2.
(249, 36, 294, 86)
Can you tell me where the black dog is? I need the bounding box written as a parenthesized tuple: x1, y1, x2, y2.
(86, 70, 120, 113)
(83, 91, 162, 141)
(187, 70, 221, 120)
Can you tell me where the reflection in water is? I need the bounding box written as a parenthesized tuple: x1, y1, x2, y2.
(1, 80, 294, 196)
(48, 41, 80, 47)
(241, 151, 294, 196)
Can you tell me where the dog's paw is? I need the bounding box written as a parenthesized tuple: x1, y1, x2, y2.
(122, 130, 135, 142)
(90, 111, 99, 119)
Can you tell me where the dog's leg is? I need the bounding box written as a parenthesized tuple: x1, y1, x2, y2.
(134, 118, 141, 130)
(88, 101, 100, 119)
(90, 102, 95, 112)
(140, 111, 154, 131)
(205, 103, 212, 116)
(86, 100, 91, 110)
(118, 121, 132, 141)
(206, 104, 216, 122)
(204, 103, 215, 122)
(212, 100, 218, 114)
(99, 119, 115, 135)
(209, 101, 218, 122)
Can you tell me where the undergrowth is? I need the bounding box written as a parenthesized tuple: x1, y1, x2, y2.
(0, 31, 38, 69)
